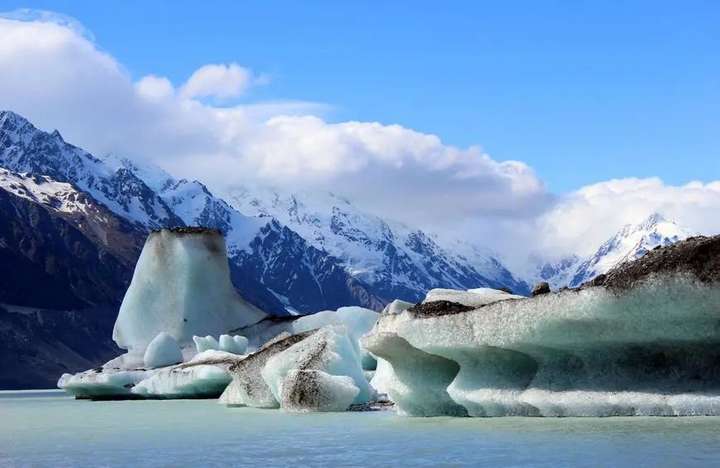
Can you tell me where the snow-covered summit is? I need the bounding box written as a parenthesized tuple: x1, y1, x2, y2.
(536, 213, 694, 289)
(227, 186, 529, 299)
(0, 111, 181, 228)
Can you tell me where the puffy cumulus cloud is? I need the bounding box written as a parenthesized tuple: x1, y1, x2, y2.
(135, 75, 175, 100)
(179, 63, 260, 100)
(0, 13, 549, 235)
(538, 178, 720, 257)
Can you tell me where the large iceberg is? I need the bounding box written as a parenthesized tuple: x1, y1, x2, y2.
(363, 236, 720, 417)
(59, 227, 381, 405)
(113, 227, 267, 353)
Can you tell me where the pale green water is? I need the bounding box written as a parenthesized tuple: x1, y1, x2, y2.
(2, 390, 720, 467)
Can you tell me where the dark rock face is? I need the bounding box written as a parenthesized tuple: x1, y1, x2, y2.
(531, 282, 551, 296)
(0, 188, 140, 308)
(407, 300, 475, 318)
(158, 226, 222, 236)
(586, 235, 720, 290)
(233, 220, 385, 314)
(0, 305, 120, 389)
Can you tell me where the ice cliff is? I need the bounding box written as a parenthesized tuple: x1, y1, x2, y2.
(363, 236, 720, 417)
(113, 227, 268, 352)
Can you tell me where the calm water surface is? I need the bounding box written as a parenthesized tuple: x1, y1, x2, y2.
(2, 390, 720, 467)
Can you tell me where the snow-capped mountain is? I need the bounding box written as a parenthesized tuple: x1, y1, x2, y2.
(536, 213, 693, 289)
(0, 110, 527, 317)
(228, 187, 529, 300)
(0, 111, 182, 228)
(0, 111, 386, 315)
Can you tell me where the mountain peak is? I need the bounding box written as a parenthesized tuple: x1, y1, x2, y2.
(637, 212, 667, 230)
(0, 110, 33, 131)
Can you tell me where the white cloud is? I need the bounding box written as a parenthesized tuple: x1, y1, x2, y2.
(135, 75, 174, 100)
(538, 178, 720, 257)
(179, 63, 257, 100)
(0, 14, 547, 235)
(2, 13, 718, 267)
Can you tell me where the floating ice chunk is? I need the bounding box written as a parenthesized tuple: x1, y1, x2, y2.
(363, 276, 720, 417)
(219, 335, 248, 355)
(193, 335, 220, 353)
(280, 370, 360, 412)
(113, 228, 267, 353)
(291, 307, 379, 370)
(219, 331, 314, 408)
(58, 369, 149, 399)
(143, 332, 183, 369)
(262, 326, 372, 410)
(423, 287, 524, 308)
(132, 365, 232, 399)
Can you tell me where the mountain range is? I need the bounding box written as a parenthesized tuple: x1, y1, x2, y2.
(0, 110, 697, 388)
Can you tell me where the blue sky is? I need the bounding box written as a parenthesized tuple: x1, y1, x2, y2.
(2, 0, 718, 192)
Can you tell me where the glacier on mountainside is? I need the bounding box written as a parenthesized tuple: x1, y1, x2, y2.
(363, 235, 720, 417)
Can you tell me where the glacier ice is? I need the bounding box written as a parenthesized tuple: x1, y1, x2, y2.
(219, 331, 314, 408)
(193, 335, 220, 353)
(193, 334, 248, 354)
(132, 365, 232, 399)
(143, 332, 183, 369)
(261, 326, 372, 411)
(219, 335, 248, 354)
(382, 299, 414, 315)
(237, 306, 380, 370)
(58, 369, 149, 399)
(279, 370, 360, 412)
(113, 228, 267, 353)
(423, 287, 524, 307)
(363, 275, 720, 417)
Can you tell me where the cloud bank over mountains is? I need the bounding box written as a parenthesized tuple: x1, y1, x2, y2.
(0, 11, 718, 263)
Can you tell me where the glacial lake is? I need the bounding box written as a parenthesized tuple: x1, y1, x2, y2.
(3, 391, 720, 467)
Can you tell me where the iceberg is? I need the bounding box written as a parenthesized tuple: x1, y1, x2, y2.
(279, 370, 360, 412)
(113, 228, 267, 353)
(262, 326, 373, 411)
(193, 334, 248, 354)
(58, 369, 149, 400)
(132, 365, 232, 399)
(143, 332, 183, 369)
(363, 236, 720, 417)
(219, 335, 248, 355)
(58, 227, 380, 405)
(219, 332, 314, 407)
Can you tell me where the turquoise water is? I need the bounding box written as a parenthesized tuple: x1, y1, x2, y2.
(2, 391, 720, 467)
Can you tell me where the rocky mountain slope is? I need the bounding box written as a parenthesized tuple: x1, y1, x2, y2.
(228, 187, 529, 300)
